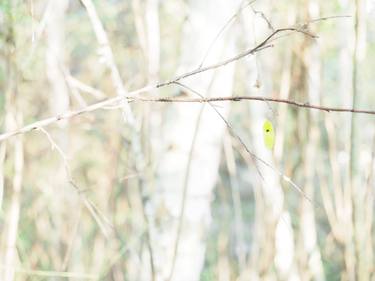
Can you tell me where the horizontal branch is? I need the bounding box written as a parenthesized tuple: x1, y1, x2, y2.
(1, 93, 373, 143)
(0, 22, 357, 143)
(128, 95, 375, 115)
(0, 85, 154, 142)
(157, 27, 316, 88)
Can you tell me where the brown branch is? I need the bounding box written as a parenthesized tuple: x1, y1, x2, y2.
(0, 27, 302, 143)
(157, 27, 316, 88)
(0, 23, 361, 144)
(128, 95, 375, 115)
(1, 93, 373, 143)
(174, 82, 318, 206)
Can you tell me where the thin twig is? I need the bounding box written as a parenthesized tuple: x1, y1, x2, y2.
(300, 15, 351, 25)
(1, 92, 374, 144)
(250, 5, 274, 31)
(198, 0, 257, 68)
(128, 96, 375, 115)
(174, 83, 264, 179)
(174, 82, 317, 206)
(0, 22, 358, 144)
(0, 265, 97, 279)
(157, 44, 273, 88)
(38, 127, 113, 238)
(158, 27, 315, 88)
(80, 0, 135, 124)
(0, 85, 154, 142)
(67, 75, 106, 99)
(0, 25, 274, 143)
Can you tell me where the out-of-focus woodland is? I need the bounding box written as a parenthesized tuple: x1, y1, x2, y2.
(1, 0, 375, 280)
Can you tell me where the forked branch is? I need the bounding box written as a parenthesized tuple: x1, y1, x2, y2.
(0, 22, 367, 144)
(129, 95, 375, 115)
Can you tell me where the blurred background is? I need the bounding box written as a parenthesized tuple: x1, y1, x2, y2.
(0, 0, 375, 280)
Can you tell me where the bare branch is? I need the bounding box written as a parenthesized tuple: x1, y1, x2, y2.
(157, 27, 316, 88)
(80, 0, 135, 124)
(174, 82, 317, 206)
(38, 127, 113, 238)
(300, 15, 351, 25)
(1, 91, 373, 144)
(129, 95, 375, 115)
(250, 5, 274, 31)
(198, 0, 257, 68)
(0, 20, 360, 144)
(0, 85, 154, 142)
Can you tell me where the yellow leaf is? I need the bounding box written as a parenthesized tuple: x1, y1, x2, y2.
(263, 119, 275, 150)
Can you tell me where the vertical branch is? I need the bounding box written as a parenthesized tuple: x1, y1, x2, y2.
(132, 0, 147, 59)
(46, 0, 69, 121)
(0, 141, 5, 210)
(80, 0, 135, 124)
(351, 1, 372, 279)
(363, 137, 375, 280)
(296, 2, 324, 280)
(138, 0, 160, 279)
(80, 2, 157, 277)
(349, 0, 360, 279)
(3, 133, 24, 281)
(241, 4, 296, 279)
(45, 0, 70, 270)
(274, 48, 292, 163)
(349, 0, 359, 182)
(151, 2, 239, 280)
(322, 116, 345, 243)
(223, 134, 246, 270)
(2, 2, 24, 280)
(167, 80, 211, 280)
(145, 0, 160, 81)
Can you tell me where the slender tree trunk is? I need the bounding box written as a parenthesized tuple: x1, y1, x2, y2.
(147, 1, 239, 280)
(296, 2, 325, 280)
(1, 2, 24, 280)
(240, 4, 299, 280)
(350, 1, 372, 280)
(45, 0, 70, 274)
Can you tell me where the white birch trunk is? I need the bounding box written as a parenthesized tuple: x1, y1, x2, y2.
(240, 6, 299, 280)
(46, 0, 70, 119)
(146, 1, 240, 280)
(45, 0, 72, 275)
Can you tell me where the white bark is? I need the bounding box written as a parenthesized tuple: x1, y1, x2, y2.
(145, 0, 160, 81)
(45, 0, 75, 276)
(81, 0, 135, 124)
(1, 3, 24, 280)
(241, 5, 299, 280)
(147, 1, 240, 280)
(2, 133, 24, 281)
(46, 0, 70, 118)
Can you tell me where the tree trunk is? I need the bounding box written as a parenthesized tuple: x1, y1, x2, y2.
(1, 1, 24, 280)
(146, 1, 239, 280)
(45, 0, 71, 275)
(240, 4, 299, 280)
